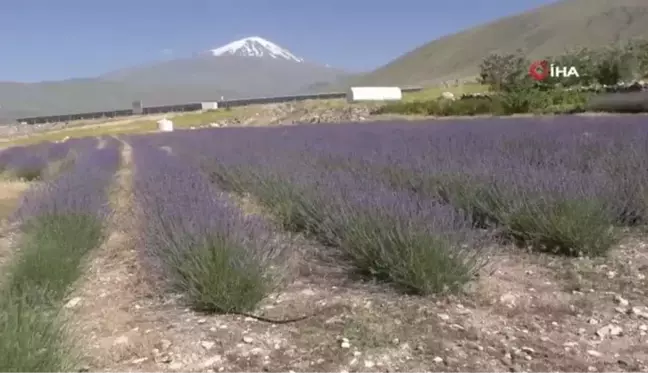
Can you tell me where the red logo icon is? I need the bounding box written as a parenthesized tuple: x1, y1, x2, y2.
(529, 60, 550, 81)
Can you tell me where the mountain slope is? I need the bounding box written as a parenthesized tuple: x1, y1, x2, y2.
(357, 0, 648, 86)
(0, 79, 239, 122)
(100, 36, 349, 97)
(100, 55, 348, 98)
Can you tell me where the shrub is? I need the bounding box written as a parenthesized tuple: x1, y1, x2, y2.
(332, 204, 483, 294)
(374, 97, 499, 116)
(201, 156, 487, 295)
(130, 142, 283, 313)
(8, 145, 118, 298)
(0, 144, 120, 371)
(478, 50, 532, 92)
(504, 198, 616, 257)
(374, 89, 589, 116)
(0, 142, 73, 181)
(436, 174, 509, 229)
(0, 288, 77, 372)
(6, 213, 104, 302)
(138, 117, 646, 276)
(165, 236, 270, 312)
(496, 88, 590, 115)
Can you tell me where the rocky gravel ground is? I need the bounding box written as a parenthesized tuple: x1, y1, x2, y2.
(62, 230, 648, 373)
(203, 102, 376, 128)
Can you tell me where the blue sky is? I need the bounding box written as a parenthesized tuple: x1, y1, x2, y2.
(0, 0, 559, 82)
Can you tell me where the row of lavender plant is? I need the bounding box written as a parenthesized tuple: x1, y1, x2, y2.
(161, 116, 646, 259)
(0, 137, 101, 182)
(0, 141, 73, 180)
(0, 139, 121, 371)
(129, 137, 285, 313)
(7, 138, 121, 300)
(312, 117, 645, 256)
(309, 119, 632, 254)
(282, 118, 634, 256)
(150, 128, 487, 295)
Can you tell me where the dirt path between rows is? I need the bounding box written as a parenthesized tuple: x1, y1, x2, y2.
(64, 140, 164, 371)
(0, 180, 30, 270)
(62, 141, 648, 372)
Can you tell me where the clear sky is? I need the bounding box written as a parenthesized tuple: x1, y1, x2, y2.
(0, 0, 559, 82)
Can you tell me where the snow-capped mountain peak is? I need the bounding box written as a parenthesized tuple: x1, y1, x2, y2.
(208, 36, 304, 62)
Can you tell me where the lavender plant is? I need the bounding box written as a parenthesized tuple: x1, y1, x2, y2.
(0, 141, 73, 180)
(9, 143, 121, 299)
(134, 115, 647, 264)
(130, 141, 283, 313)
(179, 140, 487, 295)
(0, 142, 121, 371)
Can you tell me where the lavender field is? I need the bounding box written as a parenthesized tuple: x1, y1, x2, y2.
(133, 116, 648, 266)
(0, 117, 647, 372)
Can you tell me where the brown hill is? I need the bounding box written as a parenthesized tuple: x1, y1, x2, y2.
(357, 0, 648, 86)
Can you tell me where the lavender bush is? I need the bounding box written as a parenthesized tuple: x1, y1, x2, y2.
(9, 143, 121, 299)
(148, 131, 487, 295)
(133, 116, 646, 274)
(0, 141, 73, 180)
(0, 142, 121, 371)
(130, 140, 283, 313)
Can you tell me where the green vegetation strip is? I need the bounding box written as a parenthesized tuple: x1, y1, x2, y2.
(0, 144, 118, 371)
(0, 213, 106, 371)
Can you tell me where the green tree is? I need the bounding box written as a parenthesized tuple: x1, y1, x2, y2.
(478, 50, 532, 92)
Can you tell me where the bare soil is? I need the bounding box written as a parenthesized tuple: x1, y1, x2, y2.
(55, 147, 648, 372)
(0, 180, 29, 268)
(0, 180, 29, 222)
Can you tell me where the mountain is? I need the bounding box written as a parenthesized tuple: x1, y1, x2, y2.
(100, 36, 349, 98)
(207, 36, 304, 62)
(0, 36, 349, 122)
(356, 0, 648, 86)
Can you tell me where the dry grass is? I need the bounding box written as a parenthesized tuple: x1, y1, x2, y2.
(0, 179, 29, 269)
(0, 108, 247, 148)
(0, 180, 30, 222)
(0, 121, 157, 148)
(0, 100, 369, 149)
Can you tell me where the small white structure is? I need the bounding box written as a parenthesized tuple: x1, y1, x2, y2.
(440, 91, 456, 100)
(347, 86, 403, 102)
(157, 118, 174, 132)
(201, 102, 219, 110)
